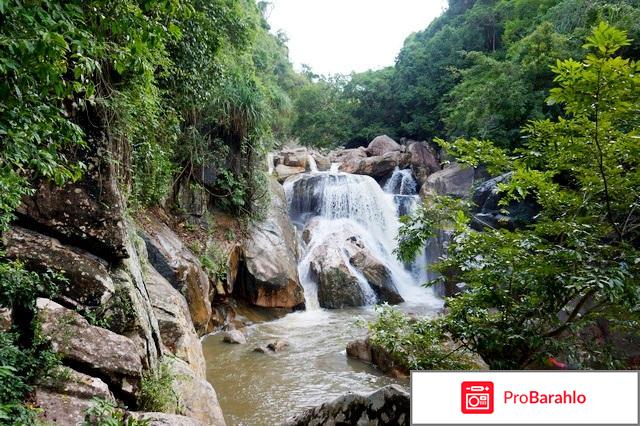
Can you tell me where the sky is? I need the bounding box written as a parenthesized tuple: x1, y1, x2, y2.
(267, 0, 448, 76)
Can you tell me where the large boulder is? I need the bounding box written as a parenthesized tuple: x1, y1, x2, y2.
(348, 248, 403, 305)
(166, 358, 226, 426)
(281, 148, 309, 169)
(329, 147, 367, 164)
(139, 216, 212, 335)
(312, 152, 331, 171)
(421, 163, 479, 199)
(346, 338, 408, 378)
(408, 141, 440, 185)
(275, 164, 305, 183)
(309, 242, 366, 309)
(340, 151, 411, 178)
(145, 264, 207, 378)
(365, 135, 403, 157)
(37, 298, 144, 400)
(283, 385, 410, 426)
(237, 178, 305, 310)
(471, 172, 539, 231)
(3, 226, 114, 308)
(16, 142, 129, 261)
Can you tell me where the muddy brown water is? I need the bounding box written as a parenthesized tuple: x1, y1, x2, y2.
(202, 301, 440, 426)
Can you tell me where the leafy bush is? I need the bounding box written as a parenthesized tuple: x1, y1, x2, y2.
(366, 305, 482, 371)
(83, 398, 149, 426)
(137, 361, 176, 413)
(398, 23, 640, 369)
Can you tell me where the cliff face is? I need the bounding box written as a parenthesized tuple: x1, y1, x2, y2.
(2, 136, 223, 424)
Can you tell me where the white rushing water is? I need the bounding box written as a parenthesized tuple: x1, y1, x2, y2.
(204, 163, 443, 425)
(307, 154, 318, 173)
(285, 165, 440, 309)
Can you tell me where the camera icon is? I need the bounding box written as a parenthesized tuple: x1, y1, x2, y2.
(461, 381, 494, 414)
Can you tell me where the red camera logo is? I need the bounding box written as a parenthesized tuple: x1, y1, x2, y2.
(461, 381, 494, 414)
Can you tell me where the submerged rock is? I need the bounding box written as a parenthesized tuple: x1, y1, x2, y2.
(267, 340, 289, 352)
(237, 178, 305, 310)
(283, 385, 410, 426)
(223, 329, 247, 344)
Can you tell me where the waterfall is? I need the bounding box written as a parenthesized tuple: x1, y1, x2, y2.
(267, 153, 275, 175)
(307, 154, 318, 173)
(286, 166, 438, 309)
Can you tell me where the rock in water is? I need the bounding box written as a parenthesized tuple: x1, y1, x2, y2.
(283, 385, 410, 426)
(309, 242, 367, 309)
(365, 135, 403, 157)
(237, 178, 305, 310)
(408, 141, 440, 185)
(223, 329, 247, 344)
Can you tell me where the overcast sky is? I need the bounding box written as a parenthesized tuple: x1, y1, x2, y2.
(267, 0, 448, 76)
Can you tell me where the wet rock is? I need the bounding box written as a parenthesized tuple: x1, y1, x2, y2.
(267, 340, 289, 352)
(365, 135, 403, 157)
(129, 412, 207, 426)
(312, 152, 331, 171)
(310, 242, 366, 309)
(166, 358, 226, 426)
(223, 329, 247, 344)
(471, 172, 539, 230)
(253, 346, 270, 354)
(421, 163, 478, 199)
(346, 338, 408, 378)
(139, 216, 212, 335)
(3, 226, 114, 307)
(349, 249, 403, 305)
(340, 151, 411, 178)
(275, 164, 305, 183)
(36, 298, 144, 400)
(0, 307, 12, 332)
(145, 263, 206, 378)
(408, 141, 440, 185)
(237, 178, 305, 310)
(283, 385, 410, 426)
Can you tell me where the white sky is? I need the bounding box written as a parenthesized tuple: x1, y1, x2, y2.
(266, 0, 448, 76)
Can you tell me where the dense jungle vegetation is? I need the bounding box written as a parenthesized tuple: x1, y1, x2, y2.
(291, 0, 640, 149)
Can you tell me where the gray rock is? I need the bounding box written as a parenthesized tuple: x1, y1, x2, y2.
(129, 412, 207, 426)
(349, 249, 403, 305)
(38, 367, 115, 401)
(365, 135, 403, 157)
(35, 388, 99, 425)
(330, 147, 367, 164)
(284, 385, 410, 426)
(166, 358, 226, 426)
(3, 226, 115, 307)
(237, 178, 305, 310)
(36, 298, 144, 400)
(346, 338, 408, 378)
(310, 242, 366, 309)
(421, 163, 477, 199)
(145, 263, 207, 377)
(408, 141, 440, 185)
(140, 216, 212, 335)
(0, 307, 11, 332)
(275, 164, 305, 183)
(223, 329, 247, 344)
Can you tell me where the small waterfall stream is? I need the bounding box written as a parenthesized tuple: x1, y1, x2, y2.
(203, 164, 442, 425)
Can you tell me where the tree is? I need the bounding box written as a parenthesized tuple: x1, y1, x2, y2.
(398, 23, 640, 369)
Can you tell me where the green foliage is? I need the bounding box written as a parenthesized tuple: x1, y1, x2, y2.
(83, 398, 150, 426)
(0, 261, 63, 424)
(200, 244, 228, 283)
(366, 305, 481, 370)
(138, 361, 176, 413)
(398, 24, 640, 369)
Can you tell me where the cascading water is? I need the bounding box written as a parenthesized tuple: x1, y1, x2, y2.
(203, 161, 442, 425)
(285, 166, 440, 309)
